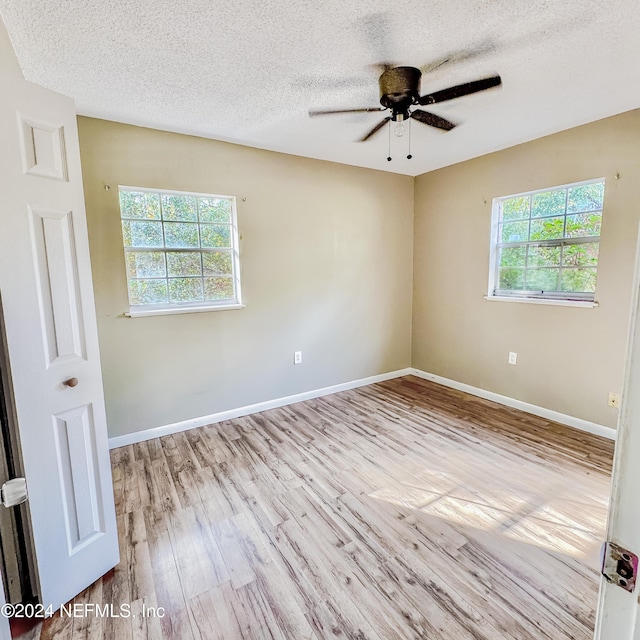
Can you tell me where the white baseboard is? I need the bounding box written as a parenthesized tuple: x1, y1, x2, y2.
(109, 366, 616, 449)
(411, 368, 617, 441)
(108, 367, 413, 449)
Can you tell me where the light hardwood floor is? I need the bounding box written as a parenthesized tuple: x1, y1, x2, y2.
(17, 376, 614, 639)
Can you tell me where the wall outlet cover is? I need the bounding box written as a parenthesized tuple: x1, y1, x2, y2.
(608, 392, 621, 408)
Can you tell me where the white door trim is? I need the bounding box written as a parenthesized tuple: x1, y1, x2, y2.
(593, 222, 640, 638)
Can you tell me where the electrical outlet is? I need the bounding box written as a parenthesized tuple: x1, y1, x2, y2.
(508, 352, 517, 365)
(294, 351, 302, 365)
(608, 392, 621, 408)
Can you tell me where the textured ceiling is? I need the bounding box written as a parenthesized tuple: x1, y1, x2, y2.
(1, 0, 639, 176)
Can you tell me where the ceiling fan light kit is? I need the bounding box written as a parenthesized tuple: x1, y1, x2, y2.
(310, 65, 502, 161)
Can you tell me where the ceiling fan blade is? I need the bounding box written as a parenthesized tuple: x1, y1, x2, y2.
(419, 40, 497, 76)
(359, 117, 392, 142)
(410, 109, 456, 131)
(369, 61, 395, 74)
(418, 75, 502, 105)
(309, 107, 385, 116)
(294, 75, 371, 90)
(362, 12, 395, 73)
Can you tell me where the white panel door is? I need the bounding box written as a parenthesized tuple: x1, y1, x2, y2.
(594, 229, 640, 639)
(0, 72, 118, 609)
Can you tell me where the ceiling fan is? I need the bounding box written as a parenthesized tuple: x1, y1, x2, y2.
(309, 66, 501, 158)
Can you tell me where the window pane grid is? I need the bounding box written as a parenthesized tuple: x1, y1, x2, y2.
(495, 235, 600, 250)
(498, 207, 606, 223)
(124, 246, 234, 252)
(492, 180, 604, 299)
(119, 187, 240, 309)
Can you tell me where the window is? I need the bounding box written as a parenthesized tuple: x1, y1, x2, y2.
(119, 186, 242, 315)
(488, 178, 605, 303)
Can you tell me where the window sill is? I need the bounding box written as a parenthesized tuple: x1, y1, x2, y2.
(484, 295, 598, 308)
(125, 303, 245, 318)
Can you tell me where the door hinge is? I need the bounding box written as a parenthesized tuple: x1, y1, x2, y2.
(1, 477, 28, 508)
(601, 541, 638, 592)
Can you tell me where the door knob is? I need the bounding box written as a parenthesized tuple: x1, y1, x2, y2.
(63, 377, 79, 387)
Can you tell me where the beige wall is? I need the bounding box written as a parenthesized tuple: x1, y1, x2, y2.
(413, 109, 640, 429)
(80, 108, 640, 438)
(78, 117, 414, 438)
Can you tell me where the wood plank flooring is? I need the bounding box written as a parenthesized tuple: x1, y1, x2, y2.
(16, 376, 614, 639)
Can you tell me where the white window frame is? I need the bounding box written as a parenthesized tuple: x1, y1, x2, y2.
(119, 185, 243, 317)
(487, 177, 605, 306)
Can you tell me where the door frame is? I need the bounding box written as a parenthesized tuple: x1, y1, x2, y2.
(0, 302, 39, 607)
(594, 222, 640, 638)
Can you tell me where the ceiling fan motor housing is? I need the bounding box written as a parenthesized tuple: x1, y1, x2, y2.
(379, 66, 422, 114)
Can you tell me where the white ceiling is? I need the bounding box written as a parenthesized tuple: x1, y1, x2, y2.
(1, 1, 639, 176)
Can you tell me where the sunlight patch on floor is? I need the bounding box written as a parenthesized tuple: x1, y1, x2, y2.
(368, 447, 609, 561)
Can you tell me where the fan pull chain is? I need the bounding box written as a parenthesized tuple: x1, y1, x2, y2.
(387, 119, 392, 162)
(407, 117, 413, 160)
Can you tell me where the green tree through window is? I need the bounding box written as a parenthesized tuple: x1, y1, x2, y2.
(119, 187, 242, 314)
(490, 180, 604, 301)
